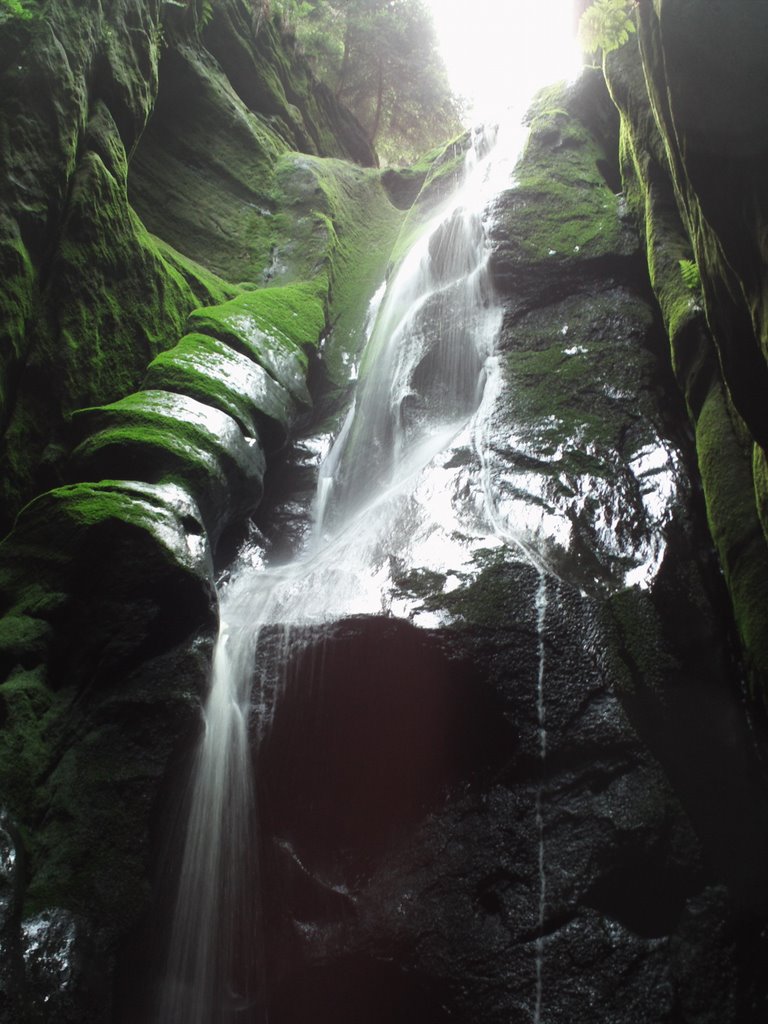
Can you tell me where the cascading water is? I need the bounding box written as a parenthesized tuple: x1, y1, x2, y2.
(157, 111, 548, 1023)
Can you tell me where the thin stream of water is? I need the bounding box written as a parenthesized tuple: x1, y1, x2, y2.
(474, 366, 551, 1024)
(533, 571, 548, 1024)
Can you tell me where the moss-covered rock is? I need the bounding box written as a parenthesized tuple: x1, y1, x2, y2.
(695, 386, 768, 697)
(0, 667, 52, 822)
(271, 154, 402, 362)
(0, 0, 171, 531)
(0, 80, 235, 535)
(143, 332, 299, 451)
(186, 295, 314, 407)
(382, 132, 471, 268)
(604, 26, 768, 703)
(128, 8, 381, 292)
(0, 474, 217, 1013)
(200, 1, 376, 167)
(127, 40, 291, 286)
(0, 479, 216, 689)
(632, 1, 768, 450)
(69, 391, 266, 544)
(488, 71, 638, 303)
(0, 0, 385, 536)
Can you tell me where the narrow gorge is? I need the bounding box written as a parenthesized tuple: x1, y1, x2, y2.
(1, 1, 768, 1022)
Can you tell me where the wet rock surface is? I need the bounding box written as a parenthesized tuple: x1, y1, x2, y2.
(143, 334, 299, 453)
(257, 571, 768, 1023)
(241, 72, 768, 1024)
(69, 391, 267, 546)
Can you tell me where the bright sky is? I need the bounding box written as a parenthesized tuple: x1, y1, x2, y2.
(425, 0, 584, 123)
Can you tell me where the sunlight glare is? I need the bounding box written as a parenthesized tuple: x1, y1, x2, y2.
(426, 0, 583, 123)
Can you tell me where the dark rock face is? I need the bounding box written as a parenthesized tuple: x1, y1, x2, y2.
(256, 585, 768, 1022)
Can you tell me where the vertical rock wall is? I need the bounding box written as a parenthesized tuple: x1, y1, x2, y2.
(603, 0, 768, 705)
(0, 2, 395, 1019)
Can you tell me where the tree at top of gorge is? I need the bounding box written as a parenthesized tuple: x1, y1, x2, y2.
(281, 0, 463, 164)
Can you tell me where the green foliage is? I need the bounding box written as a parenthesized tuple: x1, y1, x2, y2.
(289, 0, 462, 163)
(0, 0, 37, 19)
(679, 258, 702, 292)
(274, 0, 314, 31)
(578, 0, 636, 57)
(175, 0, 214, 30)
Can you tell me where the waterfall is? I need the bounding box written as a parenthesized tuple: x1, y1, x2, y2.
(157, 612, 264, 1024)
(157, 111, 540, 1022)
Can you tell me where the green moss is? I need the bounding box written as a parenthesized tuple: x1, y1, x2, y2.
(0, 476, 218, 924)
(392, 548, 533, 630)
(618, 117, 700, 348)
(185, 282, 328, 401)
(392, 567, 448, 602)
(605, 587, 673, 696)
(1, 29, 401, 528)
(0, 667, 54, 824)
(0, 481, 216, 697)
(268, 154, 403, 389)
(144, 332, 297, 448)
(753, 444, 768, 548)
(230, 280, 325, 349)
(507, 177, 623, 263)
(0, 613, 51, 671)
(696, 386, 768, 695)
(606, 25, 768, 705)
(0, 102, 227, 533)
(70, 392, 266, 538)
(50, 150, 201, 404)
(2, 480, 203, 564)
(188, 287, 317, 366)
(414, 134, 467, 203)
(72, 391, 252, 474)
(500, 288, 656, 456)
(128, 40, 291, 284)
(0, 229, 36, 430)
(0, 0, 38, 19)
(503, 97, 626, 264)
(0, 642, 208, 927)
(437, 558, 520, 629)
(386, 133, 469, 266)
(150, 235, 239, 308)
(24, 730, 150, 922)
